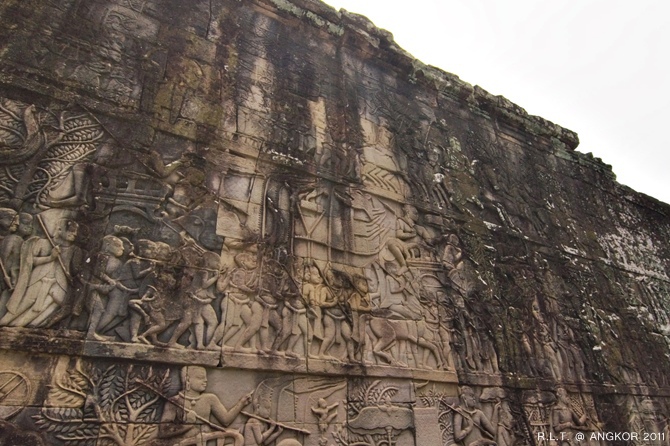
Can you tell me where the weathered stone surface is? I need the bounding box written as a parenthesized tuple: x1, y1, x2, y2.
(0, 0, 669, 444)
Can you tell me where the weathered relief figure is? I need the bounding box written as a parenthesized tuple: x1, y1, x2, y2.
(551, 388, 587, 446)
(453, 386, 498, 446)
(628, 397, 668, 446)
(0, 219, 82, 327)
(303, 263, 327, 353)
(311, 397, 339, 444)
(318, 268, 355, 361)
(381, 261, 423, 320)
(531, 299, 563, 379)
(86, 235, 136, 340)
(219, 252, 259, 348)
(243, 396, 284, 446)
(235, 259, 284, 354)
(167, 252, 221, 349)
(128, 241, 179, 344)
(272, 287, 308, 358)
(158, 366, 253, 446)
(385, 204, 431, 275)
(0, 210, 26, 319)
(348, 274, 372, 361)
(555, 319, 587, 382)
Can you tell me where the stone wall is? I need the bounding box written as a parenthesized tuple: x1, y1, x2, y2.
(0, 0, 668, 445)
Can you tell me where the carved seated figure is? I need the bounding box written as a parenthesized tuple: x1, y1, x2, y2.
(453, 386, 498, 446)
(158, 366, 253, 446)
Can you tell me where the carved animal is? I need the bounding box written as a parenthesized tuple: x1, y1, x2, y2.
(368, 312, 444, 369)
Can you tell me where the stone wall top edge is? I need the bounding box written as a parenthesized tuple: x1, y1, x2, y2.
(263, 0, 581, 151)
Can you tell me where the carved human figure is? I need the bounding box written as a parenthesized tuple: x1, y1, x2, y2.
(0, 211, 30, 319)
(385, 204, 431, 275)
(555, 320, 587, 382)
(243, 396, 283, 446)
(629, 398, 667, 446)
(496, 401, 516, 446)
(235, 259, 283, 353)
(167, 252, 221, 349)
(441, 234, 462, 271)
(272, 290, 308, 358)
(318, 269, 355, 361)
(453, 386, 498, 446)
(531, 299, 563, 379)
(128, 242, 179, 344)
(311, 397, 339, 440)
(551, 388, 587, 446)
(219, 252, 259, 348)
(348, 274, 372, 360)
(158, 366, 252, 446)
(381, 262, 423, 320)
(303, 263, 326, 348)
(0, 219, 82, 327)
(126, 239, 161, 342)
(86, 235, 136, 340)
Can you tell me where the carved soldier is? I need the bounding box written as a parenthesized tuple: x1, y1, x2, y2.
(219, 252, 259, 348)
(86, 235, 136, 340)
(348, 274, 372, 360)
(318, 268, 355, 362)
(167, 251, 221, 349)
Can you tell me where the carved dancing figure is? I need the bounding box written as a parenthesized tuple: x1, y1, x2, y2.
(158, 366, 253, 446)
(311, 397, 339, 438)
(128, 242, 178, 344)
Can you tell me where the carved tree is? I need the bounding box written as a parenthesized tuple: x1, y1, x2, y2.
(34, 362, 170, 446)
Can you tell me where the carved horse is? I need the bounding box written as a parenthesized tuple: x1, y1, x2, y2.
(367, 310, 444, 369)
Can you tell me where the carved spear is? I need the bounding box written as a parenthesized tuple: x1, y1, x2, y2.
(35, 214, 72, 282)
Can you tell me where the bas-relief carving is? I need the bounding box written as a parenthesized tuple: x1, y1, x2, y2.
(522, 388, 604, 446)
(0, 94, 469, 381)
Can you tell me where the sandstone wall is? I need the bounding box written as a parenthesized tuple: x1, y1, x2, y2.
(0, 0, 668, 445)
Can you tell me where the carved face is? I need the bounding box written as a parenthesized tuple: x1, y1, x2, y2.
(104, 237, 124, 257)
(188, 367, 208, 393)
(63, 222, 79, 242)
(403, 205, 418, 222)
(18, 214, 33, 237)
(8, 214, 19, 233)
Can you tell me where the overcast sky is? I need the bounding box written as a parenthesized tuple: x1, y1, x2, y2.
(322, 0, 670, 205)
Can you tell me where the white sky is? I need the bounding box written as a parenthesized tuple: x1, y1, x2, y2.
(322, 0, 670, 204)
